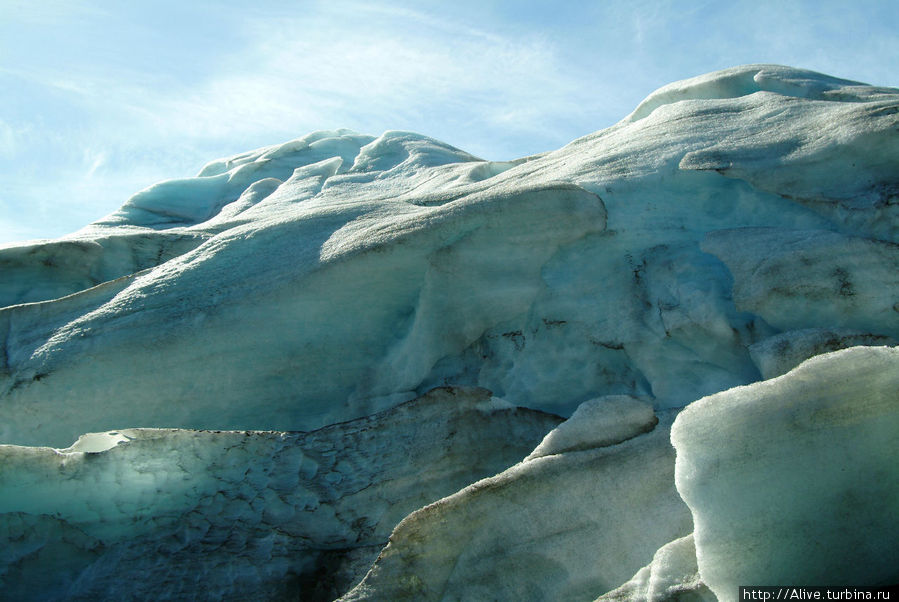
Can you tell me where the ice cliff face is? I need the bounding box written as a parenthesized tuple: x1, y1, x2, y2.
(1, 387, 559, 600)
(1, 64, 897, 600)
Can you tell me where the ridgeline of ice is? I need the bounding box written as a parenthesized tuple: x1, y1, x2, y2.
(1, 65, 897, 599)
(3, 65, 899, 447)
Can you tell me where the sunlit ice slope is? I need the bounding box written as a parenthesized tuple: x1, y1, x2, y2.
(1, 64, 897, 448)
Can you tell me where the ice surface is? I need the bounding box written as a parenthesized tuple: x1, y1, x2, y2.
(0, 387, 559, 599)
(0, 64, 897, 599)
(672, 346, 899, 596)
(342, 410, 691, 601)
(703, 228, 899, 336)
(524, 395, 656, 460)
(598, 535, 714, 601)
(748, 327, 895, 379)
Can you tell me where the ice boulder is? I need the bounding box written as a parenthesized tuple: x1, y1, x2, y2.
(671, 346, 899, 597)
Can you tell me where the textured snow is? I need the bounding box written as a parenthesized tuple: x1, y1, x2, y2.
(672, 346, 899, 596)
(0, 387, 559, 599)
(0, 64, 897, 599)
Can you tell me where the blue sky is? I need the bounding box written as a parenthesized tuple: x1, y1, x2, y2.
(1, 0, 897, 243)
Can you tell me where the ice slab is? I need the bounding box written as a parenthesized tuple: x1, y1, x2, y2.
(748, 327, 895, 379)
(672, 346, 899, 596)
(525, 395, 657, 460)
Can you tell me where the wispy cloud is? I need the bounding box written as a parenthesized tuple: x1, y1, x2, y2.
(0, 120, 15, 159)
(109, 3, 589, 153)
(3, 1, 599, 241)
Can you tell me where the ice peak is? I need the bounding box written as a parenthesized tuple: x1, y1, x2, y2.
(349, 130, 481, 174)
(626, 64, 893, 122)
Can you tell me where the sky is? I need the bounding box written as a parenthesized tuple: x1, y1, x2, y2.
(1, 0, 897, 244)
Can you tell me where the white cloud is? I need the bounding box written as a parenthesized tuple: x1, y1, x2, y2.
(83, 149, 107, 179)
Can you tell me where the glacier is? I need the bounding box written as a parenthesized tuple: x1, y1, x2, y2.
(0, 387, 558, 599)
(0, 64, 897, 600)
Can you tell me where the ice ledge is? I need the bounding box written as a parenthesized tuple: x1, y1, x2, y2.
(57, 430, 133, 454)
(524, 395, 657, 460)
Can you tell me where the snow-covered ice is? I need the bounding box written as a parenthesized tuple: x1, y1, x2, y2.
(0, 64, 897, 599)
